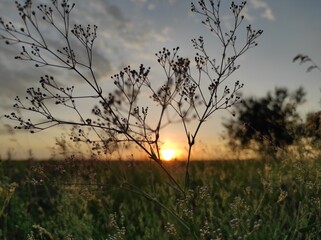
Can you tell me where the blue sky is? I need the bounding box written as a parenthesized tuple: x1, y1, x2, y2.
(0, 0, 320, 159)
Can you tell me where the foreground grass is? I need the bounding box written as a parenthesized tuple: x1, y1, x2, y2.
(0, 157, 320, 239)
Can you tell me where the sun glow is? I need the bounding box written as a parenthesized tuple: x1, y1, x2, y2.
(161, 149, 176, 161)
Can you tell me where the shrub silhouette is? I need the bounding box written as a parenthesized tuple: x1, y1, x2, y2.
(1, 0, 262, 190)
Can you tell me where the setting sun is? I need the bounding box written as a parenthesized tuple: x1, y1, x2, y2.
(161, 149, 176, 161)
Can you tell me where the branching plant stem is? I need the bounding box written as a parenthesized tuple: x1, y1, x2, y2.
(1, 0, 262, 197)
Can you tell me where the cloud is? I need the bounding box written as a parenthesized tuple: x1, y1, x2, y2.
(130, 0, 147, 3)
(148, 4, 156, 11)
(245, 0, 276, 21)
(129, 0, 147, 7)
(168, 0, 177, 4)
(0, 0, 165, 99)
(250, 0, 275, 21)
(129, 0, 176, 10)
(0, 43, 48, 96)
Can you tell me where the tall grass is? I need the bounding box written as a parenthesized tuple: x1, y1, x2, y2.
(1, 157, 320, 239)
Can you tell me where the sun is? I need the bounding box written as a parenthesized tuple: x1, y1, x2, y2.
(161, 149, 176, 161)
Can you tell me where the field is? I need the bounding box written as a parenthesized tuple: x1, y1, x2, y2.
(1, 158, 320, 240)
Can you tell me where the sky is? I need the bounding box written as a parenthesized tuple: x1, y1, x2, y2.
(0, 0, 320, 160)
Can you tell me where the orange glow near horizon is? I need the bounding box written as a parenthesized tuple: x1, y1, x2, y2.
(161, 148, 176, 161)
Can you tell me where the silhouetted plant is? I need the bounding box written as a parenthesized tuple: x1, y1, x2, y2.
(223, 87, 306, 158)
(293, 53, 321, 151)
(1, 0, 262, 191)
(293, 54, 321, 73)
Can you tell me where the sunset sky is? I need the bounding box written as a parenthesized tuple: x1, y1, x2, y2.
(0, 0, 320, 160)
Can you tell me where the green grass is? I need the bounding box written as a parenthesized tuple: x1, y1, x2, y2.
(0, 158, 320, 239)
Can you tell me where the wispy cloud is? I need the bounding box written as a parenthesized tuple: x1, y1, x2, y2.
(0, 0, 170, 102)
(245, 0, 276, 22)
(129, 0, 177, 9)
(168, 0, 177, 4)
(148, 4, 156, 11)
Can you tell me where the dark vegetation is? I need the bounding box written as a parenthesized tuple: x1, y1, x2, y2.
(223, 87, 308, 158)
(1, 158, 321, 239)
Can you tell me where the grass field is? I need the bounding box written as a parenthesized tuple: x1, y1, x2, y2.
(1, 157, 320, 239)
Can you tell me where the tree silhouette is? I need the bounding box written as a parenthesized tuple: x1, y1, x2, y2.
(224, 87, 306, 158)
